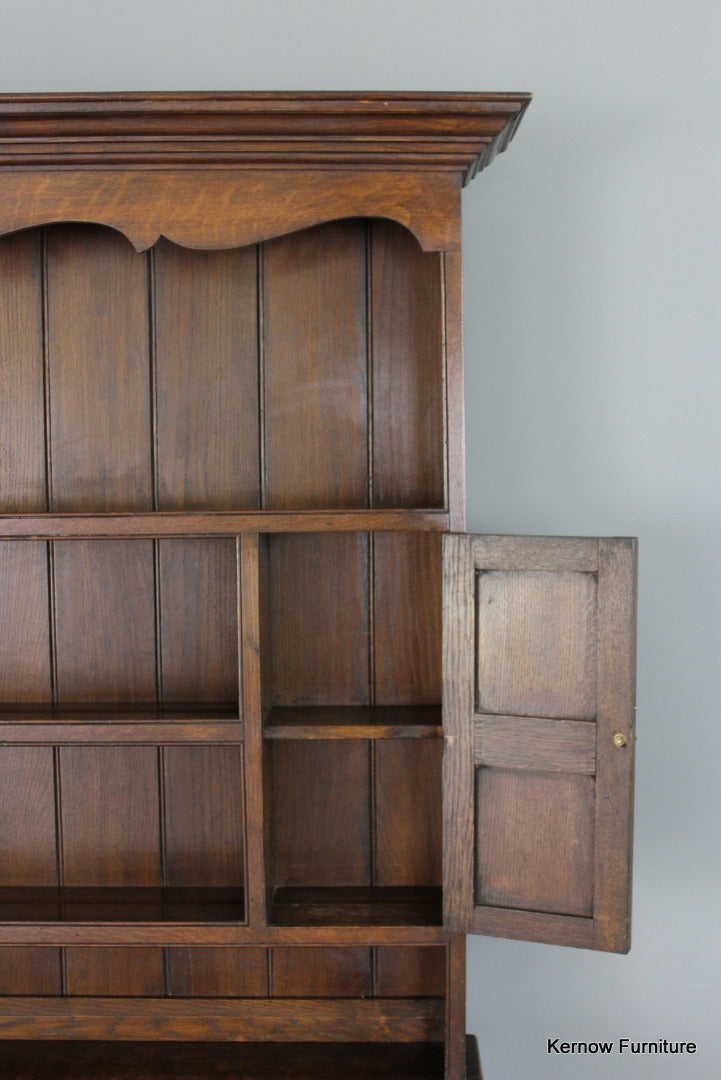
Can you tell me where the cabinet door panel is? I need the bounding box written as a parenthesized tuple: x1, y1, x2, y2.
(443, 534, 636, 952)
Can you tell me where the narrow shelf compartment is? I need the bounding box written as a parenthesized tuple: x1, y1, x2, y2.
(0, 888, 245, 924)
(269, 888, 443, 928)
(0, 1040, 454, 1078)
(0, 703, 242, 744)
(264, 706, 442, 740)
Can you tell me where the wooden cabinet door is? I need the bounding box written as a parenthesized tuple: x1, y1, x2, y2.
(442, 534, 636, 952)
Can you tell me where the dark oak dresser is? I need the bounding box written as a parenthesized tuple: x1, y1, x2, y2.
(0, 92, 636, 1079)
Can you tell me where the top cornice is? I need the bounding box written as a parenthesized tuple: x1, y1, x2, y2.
(0, 92, 531, 182)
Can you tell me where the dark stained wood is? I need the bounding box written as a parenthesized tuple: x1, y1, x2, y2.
(45, 225, 152, 512)
(475, 768, 595, 915)
(0, 749, 57, 887)
(441, 535, 475, 932)
(53, 541, 156, 703)
(64, 948, 165, 997)
(0, 1040, 446, 1080)
(269, 888, 442, 928)
(0, 231, 46, 512)
(593, 537, 637, 953)
(0, 170, 463, 255)
(59, 747, 162, 887)
(153, 241, 260, 511)
(0, 949, 61, 996)
(167, 947, 268, 998)
(475, 567, 597, 720)
(163, 747, 245, 892)
(443, 253, 465, 531)
(375, 741, 442, 887)
(0, 508, 450, 539)
(0, 711, 243, 745)
(268, 534, 370, 706)
(445, 533, 636, 953)
(374, 533, 441, 705)
(474, 716, 596, 773)
(0, 996, 444, 1042)
(269, 742, 371, 889)
(0, 542, 51, 703)
(375, 946, 445, 997)
(158, 539, 239, 705)
(263, 222, 367, 510)
(264, 706, 442, 740)
(272, 947, 371, 997)
(371, 222, 444, 508)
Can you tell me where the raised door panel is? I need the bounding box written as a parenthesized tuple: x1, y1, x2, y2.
(443, 534, 636, 952)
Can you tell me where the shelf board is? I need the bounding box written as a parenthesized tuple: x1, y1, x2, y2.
(264, 706, 442, 740)
(0, 703, 242, 744)
(269, 887, 442, 928)
(0, 508, 449, 540)
(0, 888, 245, 925)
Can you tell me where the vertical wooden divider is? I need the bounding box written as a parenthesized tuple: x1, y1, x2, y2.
(444, 935, 467, 1080)
(443, 251, 465, 531)
(240, 533, 266, 930)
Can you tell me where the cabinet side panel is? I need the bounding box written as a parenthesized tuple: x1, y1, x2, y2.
(268, 533, 370, 706)
(374, 532, 441, 706)
(263, 222, 368, 509)
(163, 746, 245, 889)
(46, 225, 152, 511)
(270, 741, 371, 887)
(54, 540, 156, 703)
(159, 539, 239, 705)
(0, 747, 57, 886)
(0, 230, 46, 512)
(0, 541, 51, 703)
(154, 241, 260, 510)
(371, 222, 444, 508)
(59, 746, 162, 886)
(375, 741, 442, 887)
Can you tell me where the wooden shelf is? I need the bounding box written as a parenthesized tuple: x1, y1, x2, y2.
(0, 509, 449, 540)
(0, 704, 242, 744)
(264, 706, 442, 740)
(269, 888, 443, 928)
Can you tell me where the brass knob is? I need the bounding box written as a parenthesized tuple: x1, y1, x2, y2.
(613, 732, 627, 748)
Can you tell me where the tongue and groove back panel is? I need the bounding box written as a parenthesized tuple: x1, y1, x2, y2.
(0, 216, 445, 1002)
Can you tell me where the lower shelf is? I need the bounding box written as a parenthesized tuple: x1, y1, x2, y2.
(0, 1038, 482, 1080)
(269, 887, 443, 927)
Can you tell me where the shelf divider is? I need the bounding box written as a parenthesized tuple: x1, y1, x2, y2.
(264, 706, 442, 741)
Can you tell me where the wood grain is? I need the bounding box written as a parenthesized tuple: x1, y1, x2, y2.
(154, 240, 260, 510)
(167, 947, 268, 997)
(272, 947, 371, 997)
(64, 947, 165, 997)
(0, 748, 57, 887)
(59, 747, 162, 887)
(263, 222, 367, 509)
(268, 533, 369, 706)
(374, 532, 441, 706)
(269, 741, 370, 889)
(375, 946, 445, 997)
(158, 539, 238, 705)
(474, 716, 596, 773)
(0, 542, 51, 703)
(371, 222, 444, 508)
(163, 746, 245, 890)
(45, 225, 152, 512)
(53, 540, 156, 703)
(0, 947, 61, 995)
(0, 230, 46, 512)
(375, 741, 442, 887)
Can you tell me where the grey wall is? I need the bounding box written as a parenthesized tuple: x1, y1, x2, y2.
(2, 3, 719, 1077)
